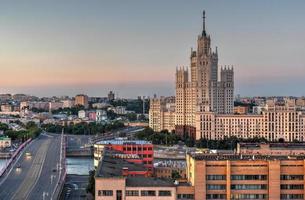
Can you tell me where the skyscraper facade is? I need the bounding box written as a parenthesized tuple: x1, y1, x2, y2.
(175, 11, 234, 136)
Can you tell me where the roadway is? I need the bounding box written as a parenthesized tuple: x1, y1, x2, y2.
(0, 133, 65, 200)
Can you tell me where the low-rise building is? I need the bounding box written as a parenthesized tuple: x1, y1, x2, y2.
(95, 149, 176, 200)
(78, 110, 87, 119)
(96, 110, 107, 122)
(154, 160, 186, 179)
(0, 104, 13, 112)
(233, 106, 249, 115)
(93, 139, 153, 169)
(62, 99, 75, 108)
(0, 136, 11, 149)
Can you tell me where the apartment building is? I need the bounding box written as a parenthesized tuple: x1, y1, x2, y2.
(186, 152, 305, 200)
(149, 96, 175, 132)
(196, 100, 305, 141)
(75, 94, 89, 109)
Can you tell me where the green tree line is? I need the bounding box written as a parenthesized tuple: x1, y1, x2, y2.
(41, 121, 124, 135)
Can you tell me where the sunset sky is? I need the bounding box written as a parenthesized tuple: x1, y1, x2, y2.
(0, 0, 305, 97)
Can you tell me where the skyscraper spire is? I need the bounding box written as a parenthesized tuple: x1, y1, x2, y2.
(202, 10, 206, 36)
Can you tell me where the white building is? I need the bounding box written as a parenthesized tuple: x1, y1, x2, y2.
(78, 110, 87, 119)
(96, 110, 107, 122)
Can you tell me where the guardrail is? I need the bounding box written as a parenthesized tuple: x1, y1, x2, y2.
(51, 135, 67, 200)
(0, 138, 32, 177)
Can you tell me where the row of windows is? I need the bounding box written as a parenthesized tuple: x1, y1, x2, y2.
(207, 175, 226, 180)
(97, 190, 113, 196)
(231, 175, 267, 180)
(231, 194, 268, 199)
(281, 194, 304, 199)
(231, 184, 267, 190)
(281, 184, 304, 190)
(207, 194, 226, 199)
(125, 190, 172, 197)
(123, 147, 153, 151)
(207, 184, 226, 190)
(281, 175, 304, 180)
(177, 194, 194, 199)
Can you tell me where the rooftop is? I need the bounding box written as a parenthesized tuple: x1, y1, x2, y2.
(96, 149, 147, 178)
(96, 139, 151, 145)
(0, 136, 10, 140)
(189, 152, 305, 161)
(239, 142, 305, 149)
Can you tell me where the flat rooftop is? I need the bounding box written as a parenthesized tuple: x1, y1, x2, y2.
(239, 143, 305, 149)
(189, 152, 305, 161)
(96, 139, 151, 145)
(96, 149, 147, 178)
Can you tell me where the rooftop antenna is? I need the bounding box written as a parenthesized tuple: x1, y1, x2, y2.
(202, 10, 206, 36)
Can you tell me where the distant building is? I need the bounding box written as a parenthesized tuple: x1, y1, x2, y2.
(112, 106, 127, 115)
(96, 110, 107, 122)
(48, 102, 64, 111)
(88, 111, 97, 121)
(108, 91, 115, 101)
(78, 110, 87, 119)
(92, 103, 111, 109)
(0, 136, 11, 149)
(61, 99, 75, 108)
(233, 106, 249, 115)
(0, 94, 12, 102)
(75, 94, 89, 109)
(0, 104, 13, 112)
(149, 96, 175, 132)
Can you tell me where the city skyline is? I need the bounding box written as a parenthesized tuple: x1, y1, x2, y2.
(1, 0, 305, 98)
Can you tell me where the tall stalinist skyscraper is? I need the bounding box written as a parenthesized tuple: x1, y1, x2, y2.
(150, 11, 305, 143)
(175, 11, 234, 137)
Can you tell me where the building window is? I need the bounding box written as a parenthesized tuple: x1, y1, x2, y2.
(280, 194, 304, 199)
(207, 184, 226, 190)
(280, 175, 304, 180)
(231, 175, 267, 180)
(141, 190, 156, 196)
(207, 175, 226, 180)
(98, 190, 113, 196)
(207, 194, 226, 199)
(159, 190, 171, 196)
(231, 184, 267, 190)
(126, 190, 139, 196)
(281, 184, 304, 190)
(177, 194, 194, 199)
(230, 194, 268, 199)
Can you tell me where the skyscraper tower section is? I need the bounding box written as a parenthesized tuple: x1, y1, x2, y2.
(174, 11, 234, 138)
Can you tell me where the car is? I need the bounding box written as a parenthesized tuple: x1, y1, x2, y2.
(52, 169, 57, 172)
(25, 152, 32, 158)
(16, 164, 21, 172)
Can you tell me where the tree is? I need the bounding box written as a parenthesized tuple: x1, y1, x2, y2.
(86, 170, 95, 196)
(0, 123, 9, 131)
(126, 113, 137, 122)
(171, 170, 182, 180)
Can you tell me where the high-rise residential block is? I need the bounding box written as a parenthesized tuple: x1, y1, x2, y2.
(75, 94, 89, 109)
